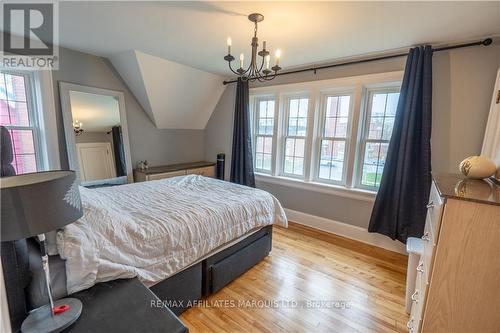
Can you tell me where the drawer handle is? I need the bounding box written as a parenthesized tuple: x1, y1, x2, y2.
(407, 317, 414, 330)
(411, 290, 419, 303)
(421, 232, 430, 242)
(417, 261, 424, 273)
(426, 201, 434, 209)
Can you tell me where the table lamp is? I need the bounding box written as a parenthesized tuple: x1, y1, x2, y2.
(1, 170, 83, 333)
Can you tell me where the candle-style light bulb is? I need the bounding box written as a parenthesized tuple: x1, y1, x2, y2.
(240, 53, 244, 69)
(275, 49, 281, 66)
(263, 41, 267, 50)
(265, 55, 270, 70)
(227, 37, 232, 54)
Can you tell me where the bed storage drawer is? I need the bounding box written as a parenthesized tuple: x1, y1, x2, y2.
(207, 228, 272, 294)
(149, 262, 202, 315)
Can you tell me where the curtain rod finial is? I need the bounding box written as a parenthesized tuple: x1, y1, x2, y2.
(483, 38, 493, 46)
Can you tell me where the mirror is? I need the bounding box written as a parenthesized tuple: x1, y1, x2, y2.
(59, 82, 133, 186)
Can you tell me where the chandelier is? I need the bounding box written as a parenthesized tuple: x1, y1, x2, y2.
(73, 120, 84, 136)
(224, 13, 282, 82)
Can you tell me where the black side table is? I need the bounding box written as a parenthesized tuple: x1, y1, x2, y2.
(64, 278, 188, 333)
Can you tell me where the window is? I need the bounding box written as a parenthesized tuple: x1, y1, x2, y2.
(358, 89, 400, 189)
(283, 97, 308, 177)
(250, 72, 402, 194)
(317, 94, 351, 184)
(0, 71, 41, 174)
(253, 97, 275, 172)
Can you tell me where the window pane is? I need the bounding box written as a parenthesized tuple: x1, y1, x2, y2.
(284, 156, 294, 174)
(255, 136, 264, 153)
(263, 137, 272, 154)
(320, 140, 333, 160)
(298, 99, 308, 117)
(8, 101, 29, 126)
(361, 164, 378, 187)
(263, 154, 272, 170)
(289, 99, 299, 118)
(296, 117, 307, 136)
(364, 142, 381, 166)
(386, 93, 399, 116)
(293, 157, 304, 175)
(285, 138, 295, 156)
(324, 118, 336, 137)
(339, 96, 350, 117)
(0, 74, 6, 100)
(335, 117, 348, 138)
(287, 98, 308, 137)
(288, 119, 297, 136)
(326, 96, 338, 117)
(0, 100, 10, 125)
(371, 93, 387, 116)
(319, 161, 330, 179)
(323, 95, 350, 139)
(368, 117, 384, 140)
(9, 129, 37, 174)
(255, 153, 263, 169)
(5, 74, 27, 102)
(382, 116, 395, 140)
(318, 139, 345, 181)
(294, 138, 305, 158)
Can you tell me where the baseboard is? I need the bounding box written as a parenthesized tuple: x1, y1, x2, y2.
(284, 208, 407, 255)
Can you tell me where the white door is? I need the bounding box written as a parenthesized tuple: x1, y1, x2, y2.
(76, 142, 116, 182)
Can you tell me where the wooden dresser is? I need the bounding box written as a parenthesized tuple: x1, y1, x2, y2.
(408, 174, 500, 333)
(134, 161, 216, 182)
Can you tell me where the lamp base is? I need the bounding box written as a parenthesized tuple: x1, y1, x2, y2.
(21, 298, 82, 333)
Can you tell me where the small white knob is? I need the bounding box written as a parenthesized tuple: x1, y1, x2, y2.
(422, 232, 430, 241)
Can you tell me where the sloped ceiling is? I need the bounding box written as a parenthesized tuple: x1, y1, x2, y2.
(110, 50, 225, 129)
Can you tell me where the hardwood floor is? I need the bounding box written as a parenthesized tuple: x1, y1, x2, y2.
(180, 222, 409, 332)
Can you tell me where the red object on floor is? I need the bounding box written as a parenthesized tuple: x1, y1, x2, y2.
(53, 304, 70, 315)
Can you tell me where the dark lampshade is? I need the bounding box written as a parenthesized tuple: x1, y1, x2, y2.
(1, 170, 83, 242)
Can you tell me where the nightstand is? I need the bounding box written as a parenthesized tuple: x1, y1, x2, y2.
(64, 278, 188, 333)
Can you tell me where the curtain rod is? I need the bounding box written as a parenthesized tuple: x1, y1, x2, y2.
(222, 37, 493, 85)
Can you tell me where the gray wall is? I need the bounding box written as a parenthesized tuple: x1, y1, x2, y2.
(52, 47, 205, 169)
(204, 44, 500, 228)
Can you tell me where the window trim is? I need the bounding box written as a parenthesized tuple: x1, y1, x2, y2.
(250, 71, 403, 196)
(280, 94, 311, 179)
(355, 85, 402, 191)
(251, 95, 276, 174)
(0, 68, 60, 172)
(312, 90, 355, 186)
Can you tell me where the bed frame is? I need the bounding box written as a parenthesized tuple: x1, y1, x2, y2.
(150, 225, 273, 315)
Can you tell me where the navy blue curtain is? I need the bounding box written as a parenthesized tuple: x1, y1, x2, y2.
(111, 126, 126, 177)
(368, 46, 433, 243)
(230, 78, 255, 187)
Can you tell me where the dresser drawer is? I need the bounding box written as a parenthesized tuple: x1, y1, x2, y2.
(148, 170, 186, 181)
(408, 269, 425, 333)
(421, 211, 437, 279)
(427, 182, 444, 237)
(187, 166, 215, 178)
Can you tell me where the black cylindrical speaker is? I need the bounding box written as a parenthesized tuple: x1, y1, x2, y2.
(216, 153, 225, 180)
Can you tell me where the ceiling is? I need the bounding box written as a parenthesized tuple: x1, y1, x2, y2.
(58, 1, 500, 76)
(69, 91, 121, 132)
(110, 50, 225, 129)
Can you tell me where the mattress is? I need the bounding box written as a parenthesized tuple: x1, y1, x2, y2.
(57, 175, 287, 294)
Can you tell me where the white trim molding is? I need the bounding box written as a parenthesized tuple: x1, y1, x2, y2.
(256, 172, 376, 202)
(284, 208, 406, 254)
(59, 82, 134, 183)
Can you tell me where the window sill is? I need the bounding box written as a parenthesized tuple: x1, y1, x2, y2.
(255, 173, 377, 202)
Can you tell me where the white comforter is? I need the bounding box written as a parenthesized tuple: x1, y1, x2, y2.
(57, 175, 287, 294)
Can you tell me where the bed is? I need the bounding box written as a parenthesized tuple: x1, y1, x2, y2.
(27, 175, 287, 315)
